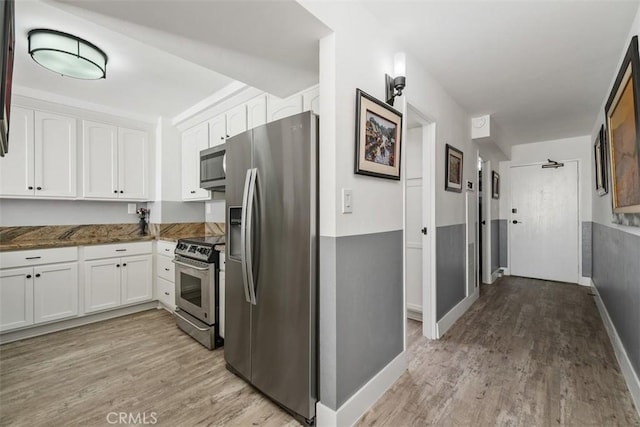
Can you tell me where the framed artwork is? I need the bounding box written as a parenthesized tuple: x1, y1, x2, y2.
(594, 125, 608, 196)
(605, 35, 640, 213)
(354, 88, 403, 180)
(492, 171, 500, 199)
(445, 144, 463, 192)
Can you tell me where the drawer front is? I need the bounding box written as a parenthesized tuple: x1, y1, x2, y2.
(84, 241, 152, 260)
(157, 240, 176, 257)
(219, 252, 225, 272)
(157, 277, 175, 309)
(157, 255, 175, 282)
(0, 247, 78, 269)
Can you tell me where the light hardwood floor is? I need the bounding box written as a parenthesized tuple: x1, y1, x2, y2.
(1, 276, 638, 426)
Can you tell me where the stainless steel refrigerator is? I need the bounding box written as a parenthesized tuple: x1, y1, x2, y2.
(225, 111, 318, 425)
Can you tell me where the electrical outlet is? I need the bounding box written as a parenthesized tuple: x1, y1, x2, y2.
(128, 203, 137, 214)
(342, 188, 353, 214)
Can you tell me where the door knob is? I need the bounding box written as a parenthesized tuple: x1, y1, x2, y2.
(421, 227, 427, 235)
(481, 220, 486, 225)
(512, 220, 519, 224)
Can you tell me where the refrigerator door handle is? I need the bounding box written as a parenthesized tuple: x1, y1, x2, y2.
(240, 169, 252, 304)
(245, 168, 258, 305)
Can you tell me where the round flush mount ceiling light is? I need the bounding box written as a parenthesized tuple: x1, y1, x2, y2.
(28, 29, 108, 80)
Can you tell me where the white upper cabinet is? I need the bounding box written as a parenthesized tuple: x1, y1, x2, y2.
(208, 114, 226, 148)
(0, 107, 34, 196)
(302, 86, 320, 115)
(268, 94, 303, 122)
(247, 95, 267, 130)
(0, 108, 76, 198)
(83, 122, 149, 200)
(181, 122, 209, 201)
(226, 104, 247, 139)
(118, 128, 149, 200)
(82, 121, 118, 198)
(35, 111, 77, 198)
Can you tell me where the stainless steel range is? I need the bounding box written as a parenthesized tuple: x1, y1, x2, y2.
(173, 236, 224, 350)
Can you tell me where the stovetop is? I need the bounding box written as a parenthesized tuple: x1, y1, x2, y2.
(175, 235, 225, 263)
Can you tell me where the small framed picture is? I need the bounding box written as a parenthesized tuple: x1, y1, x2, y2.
(594, 125, 608, 196)
(445, 144, 463, 192)
(354, 89, 403, 180)
(491, 171, 500, 199)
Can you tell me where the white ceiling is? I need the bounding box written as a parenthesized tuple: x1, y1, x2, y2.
(14, 0, 330, 119)
(363, 0, 640, 146)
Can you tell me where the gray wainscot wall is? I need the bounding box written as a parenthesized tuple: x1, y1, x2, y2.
(490, 219, 500, 274)
(592, 222, 640, 377)
(499, 219, 508, 268)
(320, 230, 404, 410)
(436, 224, 465, 320)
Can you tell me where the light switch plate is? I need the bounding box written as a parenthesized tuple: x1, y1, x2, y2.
(342, 188, 353, 214)
(128, 203, 137, 214)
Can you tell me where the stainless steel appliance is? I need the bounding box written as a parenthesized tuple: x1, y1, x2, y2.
(173, 236, 225, 350)
(199, 144, 226, 190)
(225, 112, 318, 425)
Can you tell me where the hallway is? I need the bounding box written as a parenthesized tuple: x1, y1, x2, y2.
(358, 277, 639, 426)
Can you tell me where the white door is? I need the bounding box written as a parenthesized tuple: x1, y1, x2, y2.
(118, 127, 149, 200)
(226, 104, 247, 138)
(121, 255, 152, 305)
(509, 161, 579, 283)
(405, 127, 423, 319)
(181, 122, 209, 200)
(0, 267, 34, 331)
(267, 94, 303, 121)
(246, 95, 267, 129)
(481, 160, 492, 284)
(82, 120, 118, 198)
(84, 259, 121, 313)
(0, 107, 34, 196)
(208, 114, 226, 148)
(34, 111, 77, 198)
(466, 190, 478, 295)
(33, 263, 78, 324)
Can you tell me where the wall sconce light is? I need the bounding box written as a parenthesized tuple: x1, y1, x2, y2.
(386, 52, 406, 106)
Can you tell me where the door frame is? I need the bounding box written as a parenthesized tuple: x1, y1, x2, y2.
(507, 159, 582, 284)
(480, 159, 493, 284)
(403, 104, 437, 340)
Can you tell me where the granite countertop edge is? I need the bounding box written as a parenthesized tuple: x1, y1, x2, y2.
(0, 235, 226, 252)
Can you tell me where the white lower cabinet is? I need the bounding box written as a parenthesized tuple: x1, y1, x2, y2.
(33, 263, 78, 324)
(0, 267, 34, 331)
(155, 240, 177, 311)
(85, 254, 152, 313)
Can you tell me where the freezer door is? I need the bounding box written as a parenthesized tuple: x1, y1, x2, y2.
(224, 129, 253, 380)
(250, 112, 318, 420)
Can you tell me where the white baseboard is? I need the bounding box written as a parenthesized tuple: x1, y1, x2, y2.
(316, 351, 407, 427)
(578, 276, 591, 286)
(406, 303, 422, 322)
(501, 268, 510, 276)
(488, 269, 500, 284)
(591, 281, 640, 416)
(0, 302, 158, 344)
(436, 288, 479, 338)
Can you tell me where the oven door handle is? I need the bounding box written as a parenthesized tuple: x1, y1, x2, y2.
(245, 168, 258, 305)
(174, 310, 209, 332)
(171, 259, 209, 271)
(240, 169, 253, 304)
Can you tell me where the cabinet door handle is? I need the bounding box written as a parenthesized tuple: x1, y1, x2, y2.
(190, 190, 196, 194)
(120, 190, 124, 194)
(26, 274, 32, 279)
(116, 264, 120, 268)
(36, 187, 42, 190)
(114, 190, 118, 194)
(164, 268, 170, 271)
(220, 136, 224, 140)
(164, 248, 170, 252)
(122, 263, 127, 267)
(115, 249, 127, 252)
(25, 256, 41, 260)
(164, 292, 170, 296)
(35, 273, 41, 278)
(28, 186, 33, 190)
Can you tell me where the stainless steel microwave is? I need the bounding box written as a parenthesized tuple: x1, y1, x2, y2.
(200, 144, 226, 190)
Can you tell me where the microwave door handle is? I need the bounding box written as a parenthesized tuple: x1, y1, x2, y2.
(171, 259, 209, 271)
(245, 168, 258, 305)
(222, 153, 226, 175)
(240, 169, 252, 304)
